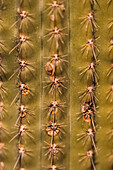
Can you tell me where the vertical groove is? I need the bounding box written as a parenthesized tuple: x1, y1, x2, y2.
(68, 0, 71, 169)
(39, 0, 43, 169)
(106, 0, 113, 169)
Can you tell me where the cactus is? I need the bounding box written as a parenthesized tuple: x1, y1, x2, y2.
(70, 1, 113, 170)
(0, 0, 113, 170)
(0, 0, 41, 170)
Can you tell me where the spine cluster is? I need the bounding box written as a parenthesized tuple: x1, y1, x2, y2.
(43, 0, 68, 169)
(9, 0, 35, 169)
(77, 1, 99, 169)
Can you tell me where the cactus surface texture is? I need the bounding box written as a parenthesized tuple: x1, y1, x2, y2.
(0, 0, 113, 170)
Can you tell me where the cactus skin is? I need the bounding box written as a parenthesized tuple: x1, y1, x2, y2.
(41, 0, 70, 169)
(0, 0, 41, 170)
(0, 0, 113, 169)
(70, 1, 113, 170)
